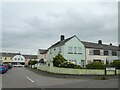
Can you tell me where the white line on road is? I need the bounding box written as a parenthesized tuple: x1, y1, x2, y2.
(26, 76, 34, 83)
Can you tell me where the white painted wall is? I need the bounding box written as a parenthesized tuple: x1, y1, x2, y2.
(47, 36, 86, 67)
(86, 48, 119, 65)
(12, 55, 25, 63)
(64, 37, 85, 67)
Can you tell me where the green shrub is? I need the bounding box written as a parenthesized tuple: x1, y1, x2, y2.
(28, 60, 38, 65)
(86, 62, 104, 69)
(53, 54, 67, 67)
(53, 54, 82, 69)
(110, 60, 120, 69)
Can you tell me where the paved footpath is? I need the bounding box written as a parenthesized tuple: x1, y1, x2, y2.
(2, 67, 119, 88)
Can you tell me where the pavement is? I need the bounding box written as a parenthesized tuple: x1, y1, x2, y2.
(2, 67, 119, 89)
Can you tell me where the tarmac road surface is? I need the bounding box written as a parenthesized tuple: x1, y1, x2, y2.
(2, 67, 118, 88)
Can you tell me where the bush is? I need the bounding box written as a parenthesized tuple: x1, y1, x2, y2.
(28, 60, 38, 65)
(86, 62, 104, 69)
(110, 60, 120, 69)
(53, 54, 82, 69)
(53, 54, 67, 67)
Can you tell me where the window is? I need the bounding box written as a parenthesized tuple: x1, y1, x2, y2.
(54, 48, 56, 50)
(50, 49, 52, 54)
(59, 47, 61, 53)
(93, 59, 101, 62)
(93, 50, 100, 55)
(104, 50, 108, 55)
(118, 51, 120, 56)
(5, 57, 7, 60)
(74, 47, 77, 54)
(21, 58, 23, 60)
(18, 58, 20, 60)
(78, 47, 81, 52)
(68, 46, 73, 54)
(112, 51, 117, 56)
(15, 58, 17, 60)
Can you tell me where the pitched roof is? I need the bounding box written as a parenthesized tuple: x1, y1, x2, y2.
(1, 52, 21, 57)
(48, 35, 76, 49)
(23, 55, 37, 59)
(81, 41, 119, 50)
(1, 52, 37, 59)
(38, 49, 48, 54)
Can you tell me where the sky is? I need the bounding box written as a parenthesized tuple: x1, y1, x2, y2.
(1, 1, 118, 55)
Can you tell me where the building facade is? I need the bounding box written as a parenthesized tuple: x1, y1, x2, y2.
(46, 35, 86, 67)
(37, 49, 48, 64)
(0, 52, 37, 65)
(40, 35, 120, 67)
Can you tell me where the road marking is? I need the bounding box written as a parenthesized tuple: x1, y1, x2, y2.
(26, 76, 34, 82)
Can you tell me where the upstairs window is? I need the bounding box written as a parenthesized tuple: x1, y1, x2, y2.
(50, 49, 52, 54)
(5, 57, 7, 60)
(104, 50, 108, 55)
(93, 50, 100, 55)
(78, 47, 82, 52)
(74, 47, 77, 54)
(112, 51, 117, 56)
(68, 46, 73, 54)
(59, 47, 61, 53)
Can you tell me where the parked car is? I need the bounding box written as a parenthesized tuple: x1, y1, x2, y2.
(3, 64, 8, 71)
(0, 64, 7, 74)
(7, 63, 12, 69)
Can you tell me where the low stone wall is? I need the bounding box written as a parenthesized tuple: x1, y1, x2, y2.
(37, 66, 120, 75)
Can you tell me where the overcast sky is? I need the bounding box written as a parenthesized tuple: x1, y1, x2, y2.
(2, 1, 118, 55)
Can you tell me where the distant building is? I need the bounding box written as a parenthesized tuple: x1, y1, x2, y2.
(43, 35, 120, 67)
(0, 52, 37, 65)
(37, 49, 48, 64)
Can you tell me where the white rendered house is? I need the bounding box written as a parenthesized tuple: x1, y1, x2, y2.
(12, 54, 25, 67)
(81, 40, 120, 65)
(46, 35, 120, 67)
(47, 35, 86, 67)
(37, 49, 48, 64)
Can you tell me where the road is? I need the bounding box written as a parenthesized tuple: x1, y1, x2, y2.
(2, 67, 118, 88)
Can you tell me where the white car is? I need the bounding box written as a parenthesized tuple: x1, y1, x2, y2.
(13, 64, 25, 67)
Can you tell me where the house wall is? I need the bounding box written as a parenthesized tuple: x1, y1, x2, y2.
(12, 55, 25, 63)
(47, 45, 64, 66)
(64, 37, 85, 67)
(86, 48, 119, 65)
(47, 36, 86, 67)
(2, 56, 12, 63)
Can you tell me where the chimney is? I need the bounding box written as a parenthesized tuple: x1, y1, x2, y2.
(110, 43, 112, 46)
(98, 40, 102, 45)
(60, 35, 65, 41)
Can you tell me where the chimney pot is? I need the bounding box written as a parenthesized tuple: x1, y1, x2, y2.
(110, 43, 112, 45)
(60, 35, 65, 41)
(98, 40, 102, 45)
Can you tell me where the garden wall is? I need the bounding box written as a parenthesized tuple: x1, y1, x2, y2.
(37, 65, 120, 75)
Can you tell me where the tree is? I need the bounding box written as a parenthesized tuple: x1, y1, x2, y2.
(28, 60, 38, 67)
(53, 54, 67, 67)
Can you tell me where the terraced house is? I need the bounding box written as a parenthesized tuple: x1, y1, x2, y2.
(40, 35, 120, 67)
(1, 52, 37, 66)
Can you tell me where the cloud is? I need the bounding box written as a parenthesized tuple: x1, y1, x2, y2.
(2, 2, 118, 54)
